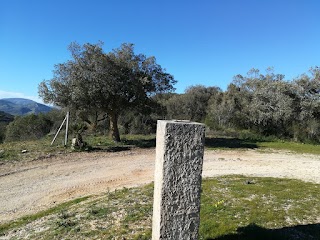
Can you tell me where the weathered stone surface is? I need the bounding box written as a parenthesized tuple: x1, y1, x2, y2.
(152, 120, 205, 240)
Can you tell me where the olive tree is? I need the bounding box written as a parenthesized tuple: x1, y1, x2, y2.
(163, 85, 220, 122)
(39, 42, 176, 142)
(291, 67, 320, 141)
(231, 68, 294, 136)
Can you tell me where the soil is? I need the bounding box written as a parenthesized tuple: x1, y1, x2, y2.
(1, 148, 320, 224)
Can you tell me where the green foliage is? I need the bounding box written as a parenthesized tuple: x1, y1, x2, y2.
(39, 42, 176, 142)
(44, 109, 67, 133)
(205, 67, 320, 143)
(0, 111, 14, 143)
(0, 110, 14, 123)
(163, 85, 221, 122)
(0, 123, 7, 143)
(5, 114, 53, 142)
(118, 107, 159, 135)
(36, 45, 319, 144)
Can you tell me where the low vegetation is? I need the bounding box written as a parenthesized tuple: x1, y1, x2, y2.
(5, 114, 54, 142)
(0, 136, 69, 163)
(1, 135, 320, 168)
(2, 133, 320, 163)
(199, 176, 320, 239)
(206, 133, 320, 155)
(1, 176, 319, 239)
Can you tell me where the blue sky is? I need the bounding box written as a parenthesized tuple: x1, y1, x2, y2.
(0, 0, 319, 103)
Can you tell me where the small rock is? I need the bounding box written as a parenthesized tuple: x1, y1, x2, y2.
(245, 180, 255, 184)
(21, 149, 28, 153)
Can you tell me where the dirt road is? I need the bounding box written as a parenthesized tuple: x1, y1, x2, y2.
(1, 148, 320, 223)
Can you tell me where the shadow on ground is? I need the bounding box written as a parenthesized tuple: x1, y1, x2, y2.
(121, 137, 259, 149)
(205, 137, 258, 149)
(123, 138, 156, 148)
(123, 137, 259, 149)
(91, 146, 132, 152)
(91, 137, 259, 151)
(208, 223, 320, 240)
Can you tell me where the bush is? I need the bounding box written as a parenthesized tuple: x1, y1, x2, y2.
(0, 123, 7, 143)
(5, 114, 53, 142)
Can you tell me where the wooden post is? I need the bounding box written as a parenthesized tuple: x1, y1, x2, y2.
(51, 114, 67, 146)
(64, 111, 69, 146)
(152, 120, 205, 239)
(51, 111, 70, 146)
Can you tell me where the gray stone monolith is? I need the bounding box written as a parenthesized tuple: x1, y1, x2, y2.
(152, 120, 206, 240)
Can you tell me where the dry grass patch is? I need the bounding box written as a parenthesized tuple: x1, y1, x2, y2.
(1, 176, 319, 239)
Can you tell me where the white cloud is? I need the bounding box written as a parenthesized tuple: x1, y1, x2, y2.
(0, 90, 43, 103)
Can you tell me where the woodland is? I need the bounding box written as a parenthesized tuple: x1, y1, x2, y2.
(1, 42, 320, 144)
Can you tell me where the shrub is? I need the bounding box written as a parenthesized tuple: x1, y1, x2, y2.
(5, 114, 53, 141)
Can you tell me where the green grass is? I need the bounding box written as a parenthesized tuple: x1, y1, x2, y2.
(0, 196, 90, 236)
(205, 136, 320, 155)
(0, 135, 69, 162)
(1, 176, 319, 239)
(199, 176, 320, 239)
(0, 134, 156, 162)
(2, 133, 320, 163)
(256, 140, 320, 154)
(86, 134, 156, 149)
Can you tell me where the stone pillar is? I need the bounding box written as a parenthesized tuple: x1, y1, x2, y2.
(152, 120, 206, 240)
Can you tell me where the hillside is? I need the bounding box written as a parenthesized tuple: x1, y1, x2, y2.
(0, 98, 52, 115)
(0, 111, 14, 123)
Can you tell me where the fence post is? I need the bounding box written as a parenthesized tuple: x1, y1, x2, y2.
(64, 111, 69, 146)
(51, 114, 67, 146)
(152, 120, 205, 239)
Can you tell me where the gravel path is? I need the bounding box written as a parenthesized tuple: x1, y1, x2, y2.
(1, 148, 320, 224)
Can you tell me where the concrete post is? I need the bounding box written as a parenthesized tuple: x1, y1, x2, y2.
(152, 120, 206, 240)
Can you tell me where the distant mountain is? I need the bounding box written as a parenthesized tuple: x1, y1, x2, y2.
(0, 98, 53, 116)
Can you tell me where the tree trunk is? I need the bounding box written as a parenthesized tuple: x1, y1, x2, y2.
(91, 111, 98, 133)
(110, 112, 121, 142)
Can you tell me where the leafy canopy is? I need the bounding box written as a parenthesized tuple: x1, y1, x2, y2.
(39, 42, 176, 141)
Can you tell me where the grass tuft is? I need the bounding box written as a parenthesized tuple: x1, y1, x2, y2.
(1, 176, 319, 239)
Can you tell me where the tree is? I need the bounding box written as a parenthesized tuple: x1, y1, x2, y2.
(206, 68, 298, 137)
(248, 80, 294, 136)
(182, 85, 221, 122)
(162, 85, 221, 122)
(5, 114, 53, 141)
(39, 42, 176, 142)
(0, 111, 14, 143)
(291, 67, 320, 141)
(206, 90, 236, 129)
